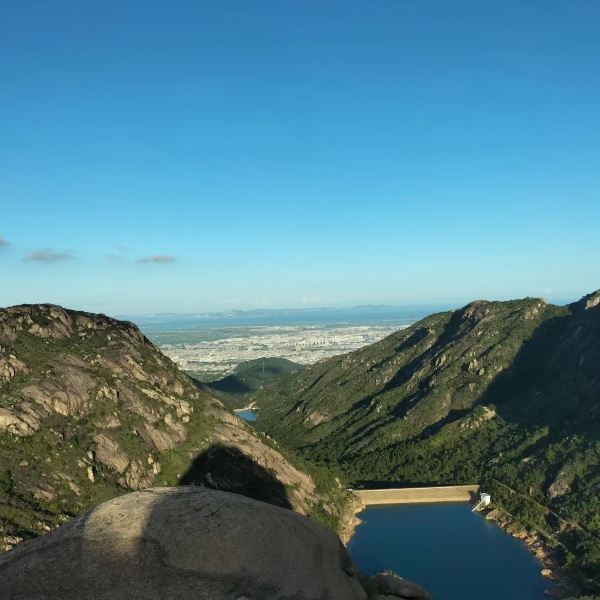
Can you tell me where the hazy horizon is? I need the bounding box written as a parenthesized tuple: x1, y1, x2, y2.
(0, 290, 589, 324)
(121, 292, 585, 319)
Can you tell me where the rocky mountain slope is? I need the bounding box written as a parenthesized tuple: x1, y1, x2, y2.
(255, 291, 600, 593)
(0, 304, 346, 551)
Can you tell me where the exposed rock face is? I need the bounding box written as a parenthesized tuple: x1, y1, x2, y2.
(0, 487, 368, 600)
(365, 572, 433, 600)
(0, 304, 337, 549)
(572, 289, 600, 312)
(93, 433, 130, 474)
(458, 405, 496, 430)
(0, 354, 27, 384)
(548, 468, 571, 500)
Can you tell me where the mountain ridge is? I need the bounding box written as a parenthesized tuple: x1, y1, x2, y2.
(0, 303, 348, 551)
(253, 291, 600, 593)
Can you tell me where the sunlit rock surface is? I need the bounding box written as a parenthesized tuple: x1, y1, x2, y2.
(0, 487, 369, 600)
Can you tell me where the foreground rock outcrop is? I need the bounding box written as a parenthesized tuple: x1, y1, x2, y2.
(0, 487, 430, 600)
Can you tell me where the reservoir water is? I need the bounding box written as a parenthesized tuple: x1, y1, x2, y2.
(347, 503, 549, 600)
(234, 409, 258, 421)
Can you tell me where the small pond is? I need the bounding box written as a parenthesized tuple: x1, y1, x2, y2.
(234, 409, 258, 422)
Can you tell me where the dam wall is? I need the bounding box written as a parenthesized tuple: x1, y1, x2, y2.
(354, 484, 479, 505)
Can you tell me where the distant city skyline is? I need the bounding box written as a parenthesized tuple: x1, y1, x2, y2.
(1, 1, 599, 314)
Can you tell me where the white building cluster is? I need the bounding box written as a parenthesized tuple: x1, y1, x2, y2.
(160, 324, 405, 379)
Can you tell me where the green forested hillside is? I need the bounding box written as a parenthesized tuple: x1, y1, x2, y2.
(203, 357, 303, 410)
(255, 291, 600, 593)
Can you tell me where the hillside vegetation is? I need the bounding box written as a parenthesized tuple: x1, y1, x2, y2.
(255, 291, 600, 593)
(203, 357, 303, 410)
(0, 305, 348, 551)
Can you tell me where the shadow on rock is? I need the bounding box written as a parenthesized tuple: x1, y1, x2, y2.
(179, 443, 292, 510)
(0, 487, 370, 600)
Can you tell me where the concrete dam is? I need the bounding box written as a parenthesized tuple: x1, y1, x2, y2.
(354, 484, 480, 505)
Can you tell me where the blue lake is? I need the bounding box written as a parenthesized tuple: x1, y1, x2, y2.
(347, 503, 550, 600)
(235, 409, 258, 421)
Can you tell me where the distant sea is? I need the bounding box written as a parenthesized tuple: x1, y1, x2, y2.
(128, 304, 450, 334)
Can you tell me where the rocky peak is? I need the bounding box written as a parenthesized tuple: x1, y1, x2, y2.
(457, 300, 492, 324)
(569, 289, 600, 314)
(583, 290, 600, 311)
(0, 303, 143, 345)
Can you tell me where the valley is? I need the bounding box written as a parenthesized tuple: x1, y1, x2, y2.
(3, 4, 597, 598)
(1, 293, 599, 598)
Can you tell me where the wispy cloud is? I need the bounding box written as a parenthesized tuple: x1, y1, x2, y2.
(25, 249, 75, 262)
(138, 254, 176, 264)
(0, 235, 9, 248)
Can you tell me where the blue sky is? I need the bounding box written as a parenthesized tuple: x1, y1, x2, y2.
(1, 1, 599, 314)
